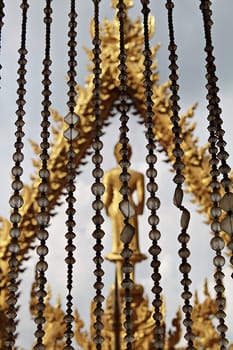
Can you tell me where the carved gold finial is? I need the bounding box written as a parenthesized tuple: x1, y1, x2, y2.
(111, 0, 133, 9)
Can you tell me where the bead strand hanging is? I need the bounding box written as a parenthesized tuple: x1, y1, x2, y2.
(165, 1, 196, 348)
(116, 0, 134, 348)
(34, 1, 53, 349)
(63, 0, 79, 348)
(91, 0, 105, 348)
(5, 1, 29, 348)
(140, 0, 163, 348)
(0, 0, 5, 79)
(200, 0, 230, 347)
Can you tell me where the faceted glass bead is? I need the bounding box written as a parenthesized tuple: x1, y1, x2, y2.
(178, 247, 190, 258)
(13, 152, 24, 162)
(148, 214, 159, 226)
(178, 233, 190, 243)
(147, 182, 158, 193)
(119, 200, 135, 218)
(11, 179, 23, 191)
(64, 111, 80, 125)
(210, 236, 224, 251)
(149, 229, 161, 241)
(173, 187, 183, 207)
(93, 335, 104, 345)
(91, 182, 105, 196)
(217, 323, 228, 333)
(8, 270, 18, 279)
(64, 127, 79, 141)
(92, 228, 104, 239)
(213, 255, 225, 267)
(94, 268, 104, 277)
(8, 242, 20, 253)
(124, 335, 134, 343)
(9, 194, 23, 209)
(173, 174, 185, 185)
(37, 196, 49, 208)
(122, 278, 134, 289)
(210, 191, 221, 202)
(92, 167, 104, 178)
(94, 294, 105, 303)
(94, 321, 104, 331)
(10, 227, 21, 238)
(147, 197, 160, 210)
(9, 257, 19, 268)
(121, 247, 133, 259)
(122, 262, 133, 274)
(146, 168, 157, 178)
(210, 206, 222, 218)
(65, 256, 75, 264)
(37, 212, 50, 226)
(94, 307, 104, 316)
(38, 182, 49, 193)
(214, 283, 225, 293)
(180, 209, 190, 229)
(37, 229, 49, 240)
(92, 153, 103, 164)
(36, 245, 49, 256)
(179, 262, 191, 274)
(92, 214, 104, 225)
(93, 256, 104, 264)
(39, 168, 50, 179)
(12, 165, 23, 176)
(92, 199, 104, 211)
(181, 291, 192, 299)
(211, 221, 221, 232)
(219, 192, 233, 212)
(64, 330, 74, 339)
(149, 245, 161, 256)
(120, 224, 135, 244)
(119, 172, 131, 182)
(220, 215, 233, 234)
(64, 314, 74, 323)
(214, 270, 225, 280)
(36, 261, 48, 272)
(92, 140, 103, 151)
(146, 154, 157, 164)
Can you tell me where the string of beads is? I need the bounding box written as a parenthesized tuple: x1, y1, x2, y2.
(116, 1, 134, 348)
(0, 0, 5, 78)
(91, 0, 105, 349)
(34, 1, 53, 349)
(165, 1, 195, 349)
(140, 0, 163, 348)
(5, 1, 29, 348)
(63, 1, 79, 349)
(200, 0, 230, 347)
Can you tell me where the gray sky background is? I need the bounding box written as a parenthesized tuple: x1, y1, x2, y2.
(0, 1, 233, 349)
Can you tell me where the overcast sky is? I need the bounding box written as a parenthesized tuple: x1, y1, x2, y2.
(1, 1, 233, 349)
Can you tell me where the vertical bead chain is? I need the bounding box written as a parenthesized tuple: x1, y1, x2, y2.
(165, 1, 196, 349)
(5, 1, 29, 348)
(140, 0, 163, 348)
(116, 1, 134, 349)
(63, 1, 79, 349)
(91, 0, 105, 349)
(0, 0, 5, 78)
(34, 1, 52, 349)
(200, 1, 229, 348)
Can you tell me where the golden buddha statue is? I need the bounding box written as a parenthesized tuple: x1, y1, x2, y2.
(103, 143, 146, 270)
